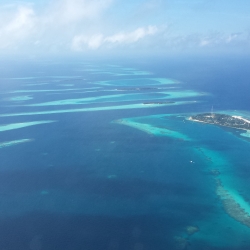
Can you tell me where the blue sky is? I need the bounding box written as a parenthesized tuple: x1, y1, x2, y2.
(0, 0, 250, 56)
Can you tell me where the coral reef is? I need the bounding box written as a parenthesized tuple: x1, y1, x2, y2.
(210, 169, 220, 176)
(186, 226, 199, 235)
(174, 236, 190, 250)
(216, 180, 250, 228)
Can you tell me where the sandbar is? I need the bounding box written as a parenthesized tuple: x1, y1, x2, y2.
(114, 119, 190, 140)
(0, 139, 32, 148)
(0, 120, 55, 132)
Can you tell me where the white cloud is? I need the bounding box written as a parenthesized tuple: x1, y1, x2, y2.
(0, 0, 113, 52)
(199, 32, 243, 47)
(72, 34, 104, 50)
(0, 5, 35, 49)
(0, 0, 248, 55)
(47, 0, 112, 24)
(105, 26, 158, 44)
(226, 33, 241, 43)
(4, 6, 34, 32)
(71, 26, 158, 51)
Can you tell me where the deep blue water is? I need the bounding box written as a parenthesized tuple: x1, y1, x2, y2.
(1, 56, 250, 250)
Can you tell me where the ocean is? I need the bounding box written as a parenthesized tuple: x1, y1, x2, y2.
(0, 55, 250, 250)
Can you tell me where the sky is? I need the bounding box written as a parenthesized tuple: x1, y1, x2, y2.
(0, 0, 250, 57)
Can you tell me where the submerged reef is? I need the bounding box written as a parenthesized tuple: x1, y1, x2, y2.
(115, 87, 159, 91)
(189, 113, 250, 131)
(210, 169, 220, 176)
(9, 95, 33, 101)
(216, 180, 250, 228)
(114, 119, 190, 140)
(143, 101, 175, 105)
(174, 237, 190, 250)
(186, 226, 199, 235)
(0, 139, 32, 148)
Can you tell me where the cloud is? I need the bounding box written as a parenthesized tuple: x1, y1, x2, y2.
(105, 26, 158, 44)
(0, 0, 113, 52)
(225, 33, 242, 43)
(4, 7, 34, 32)
(0, 5, 35, 49)
(199, 32, 243, 47)
(72, 34, 104, 50)
(0, 0, 249, 55)
(47, 0, 112, 24)
(71, 26, 158, 50)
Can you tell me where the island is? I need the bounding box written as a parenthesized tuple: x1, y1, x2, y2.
(188, 113, 250, 131)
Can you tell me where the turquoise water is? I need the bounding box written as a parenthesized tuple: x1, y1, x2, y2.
(0, 58, 250, 249)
